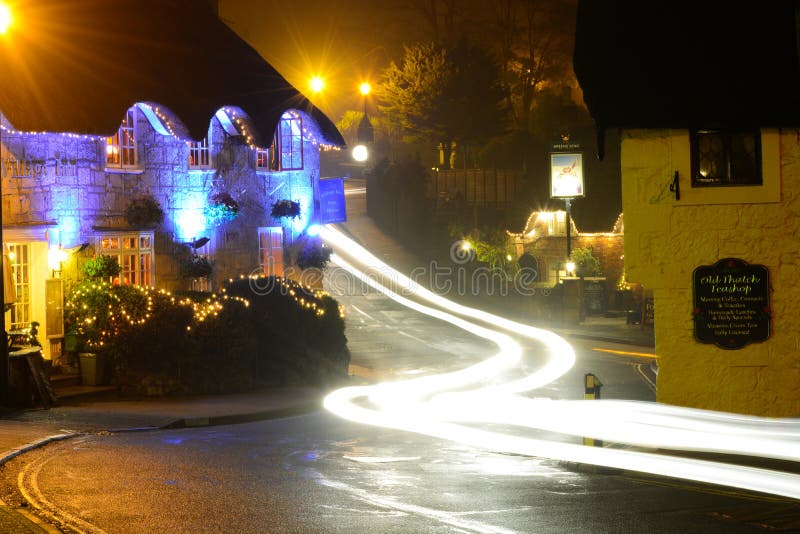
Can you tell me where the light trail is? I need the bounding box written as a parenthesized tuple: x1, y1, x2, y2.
(319, 225, 800, 500)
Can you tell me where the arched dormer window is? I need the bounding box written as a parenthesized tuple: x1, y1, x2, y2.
(189, 136, 211, 169)
(106, 108, 138, 169)
(270, 111, 303, 171)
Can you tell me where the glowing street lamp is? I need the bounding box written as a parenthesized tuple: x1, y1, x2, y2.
(353, 81, 374, 162)
(0, 3, 10, 34)
(309, 76, 325, 94)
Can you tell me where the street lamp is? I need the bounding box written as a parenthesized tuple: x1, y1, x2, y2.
(309, 76, 325, 94)
(353, 81, 373, 162)
(0, 1, 12, 402)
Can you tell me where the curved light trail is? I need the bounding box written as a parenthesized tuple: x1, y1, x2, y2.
(319, 225, 800, 500)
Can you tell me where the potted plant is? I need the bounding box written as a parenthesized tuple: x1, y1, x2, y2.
(125, 195, 164, 227)
(271, 199, 301, 219)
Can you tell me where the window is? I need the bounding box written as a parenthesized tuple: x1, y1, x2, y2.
(270, 113, 303, 171)
(98, 232, 154, 286)
(258, 227, 284, 277)
(8, 243, 30, 330)
(189, 137, 210, 169)
(106, 109, 138, 168)
(691, 129, 761, 187)
(255, 147, 269, 170)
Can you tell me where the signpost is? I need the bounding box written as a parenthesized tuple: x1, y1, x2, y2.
(692, 258, 771, 349)
(550, 136, 584, 261)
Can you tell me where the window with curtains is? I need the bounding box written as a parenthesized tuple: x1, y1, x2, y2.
(97, 232, 154, 286)
(106, 108, 138, 169)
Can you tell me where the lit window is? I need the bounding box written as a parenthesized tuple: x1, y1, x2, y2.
(97, 232, 154, 286)
(8, 243, 30, 330)
(255, 147, 269, 170)
(189, 137, 211, 169)
(106, 109, 138, 168)
(691, 129, 762, 187)
(271, 113, 303, 171)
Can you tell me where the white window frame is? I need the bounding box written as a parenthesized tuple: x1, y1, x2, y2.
(258, 227, 284, 277)
(255, 147, 270, 170)
(96, 231, 154, 286)
(8, 243, 31, 330)
(106, 108, 138, 169)
(189, 136, 211, 169)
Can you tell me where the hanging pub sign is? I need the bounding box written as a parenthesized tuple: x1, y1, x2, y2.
(692, 258, 770, 349)
(550, 152, 585, 198)
(318, 177, 347, 224)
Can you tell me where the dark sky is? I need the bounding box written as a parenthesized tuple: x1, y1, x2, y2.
(219, 0, 411, 120)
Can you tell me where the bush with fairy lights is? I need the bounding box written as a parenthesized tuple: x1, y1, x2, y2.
(63, 275, 349, 395)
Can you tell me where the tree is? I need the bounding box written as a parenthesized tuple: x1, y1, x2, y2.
(376, 40, 507, 169)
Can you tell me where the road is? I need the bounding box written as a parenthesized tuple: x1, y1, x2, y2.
(1, 177, 798, 532)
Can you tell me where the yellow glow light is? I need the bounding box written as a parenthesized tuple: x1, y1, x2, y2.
(0, 3, 11, 35)
(359, 82, 371, 96)
(310, 76, 325, 93)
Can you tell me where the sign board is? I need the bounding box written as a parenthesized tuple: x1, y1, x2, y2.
(692, 258, 770, 349)
(550, 153, 585, 198)
(318, 178, 347, 224)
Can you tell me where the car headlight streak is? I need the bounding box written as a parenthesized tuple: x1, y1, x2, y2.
(320, 225, 800, 500)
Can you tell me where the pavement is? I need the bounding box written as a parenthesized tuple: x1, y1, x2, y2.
(0, 199, 656, 531)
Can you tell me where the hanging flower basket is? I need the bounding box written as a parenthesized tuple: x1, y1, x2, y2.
(180, 256, 213, 279)
(205, 192, 240, 226)
(125, 195, 164, 228)
(271, 199, 301, 219)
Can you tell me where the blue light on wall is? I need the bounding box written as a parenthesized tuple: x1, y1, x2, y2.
(175, 192, 209, 241)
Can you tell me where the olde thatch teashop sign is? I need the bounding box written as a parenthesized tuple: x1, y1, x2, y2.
(692, 258, 770, 349)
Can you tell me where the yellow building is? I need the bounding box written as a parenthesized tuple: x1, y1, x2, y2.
(574, 1, 800, 416)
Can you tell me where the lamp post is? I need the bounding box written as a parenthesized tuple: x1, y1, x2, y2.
(353, 82, 373, 162)
(0, 1, 12, 403)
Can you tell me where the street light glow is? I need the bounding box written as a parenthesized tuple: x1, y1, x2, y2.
(359, 82, 371, 96)
(352, 144, 368, 162)
(309, 76, 325, 93)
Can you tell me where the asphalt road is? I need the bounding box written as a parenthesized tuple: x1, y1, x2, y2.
(1, 178, 797, 532)
(2, 274, 795, 533)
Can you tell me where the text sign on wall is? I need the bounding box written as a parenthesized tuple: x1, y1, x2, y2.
(318, 178, 347, 224)
(692, 258, 770, 349)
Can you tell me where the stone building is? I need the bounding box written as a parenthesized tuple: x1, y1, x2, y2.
(0, 1, 344, 363)
(510, 210, 624, 294)
(574, 1, 800, 415)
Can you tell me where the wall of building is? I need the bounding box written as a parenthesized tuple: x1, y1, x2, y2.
(0, 105, 326, 360)
(621, 127, 800, 416)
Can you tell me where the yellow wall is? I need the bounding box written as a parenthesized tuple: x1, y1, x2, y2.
(621, 128, 800, 416)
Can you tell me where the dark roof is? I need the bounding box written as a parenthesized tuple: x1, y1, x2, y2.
(574, 0, 800, 156)
(0, 0, 344, 146)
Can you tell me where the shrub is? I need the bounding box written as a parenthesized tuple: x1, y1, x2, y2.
(63, 276, 349, 395)
(125, 195, 164, 227)
(82, 255, 122, 280)
(570, 247, 603, 278)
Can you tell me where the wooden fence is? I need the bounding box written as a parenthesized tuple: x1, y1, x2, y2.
(428, 169, 519, 208)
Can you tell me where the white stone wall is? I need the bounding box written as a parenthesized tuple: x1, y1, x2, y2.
(621, 128, 800, 416)
(0, 106, 326, 292)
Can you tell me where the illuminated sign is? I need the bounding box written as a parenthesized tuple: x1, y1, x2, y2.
(550, 153, 584, 198)
(693, 258, 771, 349)
(318, 178, 346, 224)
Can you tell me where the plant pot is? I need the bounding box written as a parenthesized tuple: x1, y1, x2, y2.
(79, 352, 109, 386)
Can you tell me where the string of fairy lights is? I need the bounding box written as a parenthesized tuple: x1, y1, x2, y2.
(0, 103, 340, 153)
(66, 275, 344, 350)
